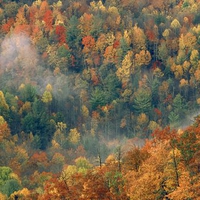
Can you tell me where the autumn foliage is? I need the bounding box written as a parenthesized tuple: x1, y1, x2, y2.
(1, 0, 200, 199)
(43, 10, 53, 32)
(55, 25, 66, 44)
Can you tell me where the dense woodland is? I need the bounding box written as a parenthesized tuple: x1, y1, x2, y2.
(1, 0, 200, 199)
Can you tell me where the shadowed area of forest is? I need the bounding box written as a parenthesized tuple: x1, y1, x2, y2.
(1, 0, 200, 199)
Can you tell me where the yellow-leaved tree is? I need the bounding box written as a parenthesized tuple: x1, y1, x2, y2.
(42, 84, 53, 104)
(131, 24, 147, 53)
(78, 13, 94, 36)
(0, 116, 11, 141)
(116, 50, 134, 85)
(0, 91, 9, 110)
(170, 19, 181, 35)
(68, 128, 80, 145)
(10, 188, 31, 200)
(134, 50, 151, 67)
(190, 49, 199, 72)
(171, 63, 184, 79)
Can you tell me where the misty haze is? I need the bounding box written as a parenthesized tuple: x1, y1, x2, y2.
(0, 0, 200, 199)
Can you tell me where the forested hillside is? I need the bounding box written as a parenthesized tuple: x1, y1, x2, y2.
(1, 0, 200, 199)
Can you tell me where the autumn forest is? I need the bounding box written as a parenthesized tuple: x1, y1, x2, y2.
(1, 0, 200, 199)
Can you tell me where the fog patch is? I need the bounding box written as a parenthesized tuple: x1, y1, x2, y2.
(0, 33, 73, 99)
(0, 34, 39, 90)
(178, 109, 200, 130)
